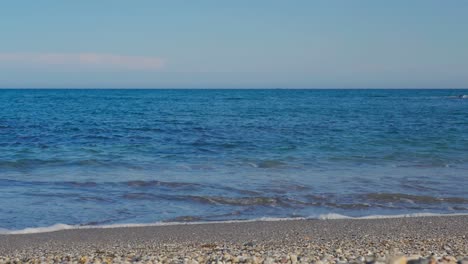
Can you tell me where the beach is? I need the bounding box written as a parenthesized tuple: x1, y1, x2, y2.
(2, 0, 468, 262)
(2, 0, 468, 260)
(0, 215, 467, 263)
(1, 90, 467, 264)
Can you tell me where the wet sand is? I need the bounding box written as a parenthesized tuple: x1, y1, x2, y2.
(0, 215, 467, 263)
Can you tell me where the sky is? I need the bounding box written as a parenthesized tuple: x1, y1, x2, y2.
(0, 0, 467, 89)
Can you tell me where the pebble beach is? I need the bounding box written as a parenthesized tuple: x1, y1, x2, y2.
(0, 215, 467, 264)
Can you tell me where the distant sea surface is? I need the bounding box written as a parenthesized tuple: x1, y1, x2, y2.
(1, 89, 467, 231)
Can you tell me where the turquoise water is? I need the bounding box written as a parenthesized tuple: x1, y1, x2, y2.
(0, 89, 467, 230)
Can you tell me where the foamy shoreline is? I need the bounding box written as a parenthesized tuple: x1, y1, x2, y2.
(2, 212, 467, 235)
(0, 215, 466, 263)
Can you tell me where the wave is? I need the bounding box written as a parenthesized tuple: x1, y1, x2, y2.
(1, 213, 467, 235)
(315, 212, 467, 219)
(126, 180, 200, 188)
(223, 97, 244, 101)
(121, 193, 296, 207)
(247, 160, 287, 168)
(448, 95, 468, 99)
(66, 181, 98, 187)
(188, 196, 288, 206)
(1, 179, 203, 190)
(114, 192, 468, 209)
(0, 159, 66, 168)
(0, 158, 123, 169)
(364, 193, 468, 204)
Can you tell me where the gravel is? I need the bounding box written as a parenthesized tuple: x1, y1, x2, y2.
(0, 215, 467, 263)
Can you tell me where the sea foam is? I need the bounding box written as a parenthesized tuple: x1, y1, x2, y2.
(2, 213, 467, 235)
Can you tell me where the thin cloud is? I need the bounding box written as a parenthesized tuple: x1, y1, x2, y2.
(0, 52, 165, 71)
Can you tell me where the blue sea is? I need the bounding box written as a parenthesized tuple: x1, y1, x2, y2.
(1, 89, 467, 232)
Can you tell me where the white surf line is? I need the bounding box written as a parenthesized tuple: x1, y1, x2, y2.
(1, 213, 467, 235)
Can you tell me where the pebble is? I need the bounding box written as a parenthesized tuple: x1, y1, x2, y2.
(290, 254, 298, 264)
(0, 238, 466, 264)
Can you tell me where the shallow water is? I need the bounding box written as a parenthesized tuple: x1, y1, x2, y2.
(0, 89, 467, 230)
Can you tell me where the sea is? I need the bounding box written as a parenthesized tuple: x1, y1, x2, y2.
(0, 89, 467, 233)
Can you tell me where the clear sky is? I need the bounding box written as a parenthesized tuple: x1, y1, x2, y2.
(0, 0, 467, 88)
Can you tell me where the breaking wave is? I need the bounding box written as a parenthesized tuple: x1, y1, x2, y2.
(1, 213, 467, 235)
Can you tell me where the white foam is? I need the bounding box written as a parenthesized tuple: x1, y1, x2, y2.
(0, 218, 305, 235)
(5, 223, 76, 235)
(316, 212, 467, 220)
(318, 213, 353, 220)
(1, 213, 467, 235)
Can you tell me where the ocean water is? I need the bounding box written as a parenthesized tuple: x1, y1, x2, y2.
(0, 89, 467, 231)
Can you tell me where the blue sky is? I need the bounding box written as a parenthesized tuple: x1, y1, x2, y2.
(0, 0, 467, 88)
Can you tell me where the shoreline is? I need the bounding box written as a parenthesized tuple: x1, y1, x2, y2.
(3, 212, 468, 235)
(1, 215, 467, 263)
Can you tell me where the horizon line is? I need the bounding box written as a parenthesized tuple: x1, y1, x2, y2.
(0, 87, 467, 90)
